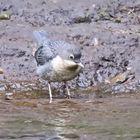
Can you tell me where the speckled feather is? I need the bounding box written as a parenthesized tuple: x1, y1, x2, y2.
(33, 31, 81, 66)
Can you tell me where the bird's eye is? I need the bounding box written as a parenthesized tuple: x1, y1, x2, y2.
(69, 54, 74, 60)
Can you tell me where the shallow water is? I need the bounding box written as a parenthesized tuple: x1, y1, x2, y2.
(0, 92, 140, 140)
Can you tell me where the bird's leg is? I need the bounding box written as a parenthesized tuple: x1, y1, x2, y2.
(48, 82, 52, 103)
(65, 82, 71, 99)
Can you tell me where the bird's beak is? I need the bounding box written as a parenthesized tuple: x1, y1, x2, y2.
(78, 62, 84, 68)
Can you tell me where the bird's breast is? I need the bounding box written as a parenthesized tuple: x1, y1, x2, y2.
(50, 56, 81, 81)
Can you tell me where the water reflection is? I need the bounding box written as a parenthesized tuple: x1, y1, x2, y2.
(46, 100, 81, 139)
(0, 94, 140, 140)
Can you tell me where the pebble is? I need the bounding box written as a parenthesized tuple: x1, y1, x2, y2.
(0, 68, 4, 74)
(5, 92, 13, 100)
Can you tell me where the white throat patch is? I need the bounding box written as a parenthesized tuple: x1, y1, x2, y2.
(51, 55, 77, 71)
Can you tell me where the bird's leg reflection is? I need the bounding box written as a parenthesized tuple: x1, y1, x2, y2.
(48, 82, 52, 103)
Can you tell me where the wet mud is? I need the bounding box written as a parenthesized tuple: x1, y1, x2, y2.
(0, 0, 140, 93)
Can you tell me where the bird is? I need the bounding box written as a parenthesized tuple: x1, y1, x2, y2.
(33, 31, 84, 103)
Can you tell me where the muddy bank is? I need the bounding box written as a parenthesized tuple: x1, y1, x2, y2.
(0, 0, 140, 95)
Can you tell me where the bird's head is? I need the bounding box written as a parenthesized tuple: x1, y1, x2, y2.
(58, 44, 84, 70)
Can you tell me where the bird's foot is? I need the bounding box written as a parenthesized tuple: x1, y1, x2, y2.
(64, 93, 71, 99)
(49, 95, 52, 103)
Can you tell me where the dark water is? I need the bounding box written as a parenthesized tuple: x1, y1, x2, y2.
(0, 92, 140, 140)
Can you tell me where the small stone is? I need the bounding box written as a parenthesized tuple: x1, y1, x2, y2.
(15, 83, 21, 89)
(0, 12, 11, 20)
(91, 37, 99, 46)
(105, 70, 131, 85)
(32, 48, 37, 56)
(0, 84, 6, 91)
(0, 68, 4, 74)
(92, 4, 96, 8)
(96, 70, 103, 83)
(5, 92, 13, 100)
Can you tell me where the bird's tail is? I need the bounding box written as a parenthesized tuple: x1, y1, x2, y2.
(33, 30, 49, 46)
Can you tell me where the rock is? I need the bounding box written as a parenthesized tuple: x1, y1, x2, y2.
(0, 12, 11, 20)
(0, 84, 6, 91)
(5, 92, 13, 100)
(32, 48, 37, 56)
(105, 69, 131, 85)
(70, 16, 92, 24)
(90, 37, 99, 46)
(16, 51, 26, 57)
(0, 68, 4, 74)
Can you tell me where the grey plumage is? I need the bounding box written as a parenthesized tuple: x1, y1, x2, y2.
(33, 30, 49, 46)
(33, 31, 84, 103)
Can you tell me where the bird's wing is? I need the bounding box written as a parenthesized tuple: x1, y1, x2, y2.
(35, 40, 66, 66)
(33, 30, 67, 65)
(33, 30, 55, 65)
(33, 30, 49, 46)
(35, 45, 56, 66)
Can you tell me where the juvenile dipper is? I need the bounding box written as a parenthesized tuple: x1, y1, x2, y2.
(33, 31, 84, 103)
